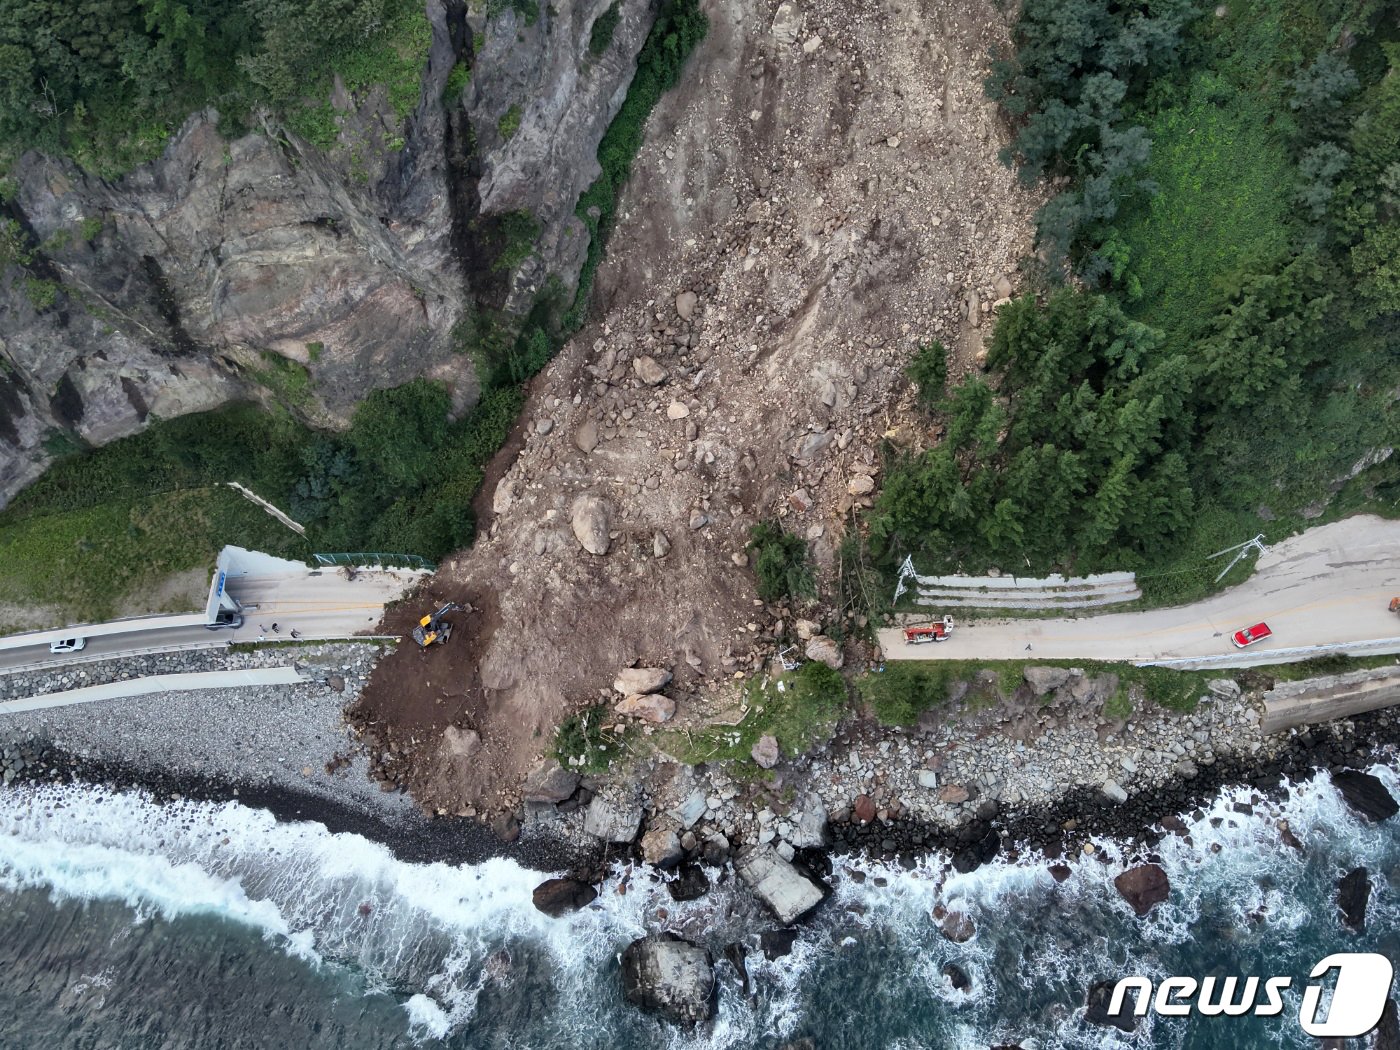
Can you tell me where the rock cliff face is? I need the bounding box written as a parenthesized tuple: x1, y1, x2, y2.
(0, 0, 656, 508)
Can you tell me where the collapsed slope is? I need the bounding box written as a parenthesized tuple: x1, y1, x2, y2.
(355, 0, 1043, 814)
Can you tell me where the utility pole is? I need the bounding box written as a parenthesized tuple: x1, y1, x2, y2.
(1207, 534, 1268, 584)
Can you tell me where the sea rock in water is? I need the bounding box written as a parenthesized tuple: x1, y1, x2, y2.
(938, 910, 975, 943)
(760, 927, 800, 960)
(1338, 867, 1371, 931)
(583, 791, 643, 843)
(1332, 770, 1399, 822)
(751, 734, 780, 769)
(1114, 864, 1170, 917)
(571, 495, 614, 555)
(942, 962, 971, 992)
(1048, 863, 1072, 883)
(668, 863, 710, 902)
(532, 878, 597, 917)
(1085, 980, 1139, 1032)
(620, 933, 716, 1024)
(735, 843, 827, 925)
(614, 667, 673, 695)
(521, 760, 579, 803)
(1376, 998, 1400, 1050)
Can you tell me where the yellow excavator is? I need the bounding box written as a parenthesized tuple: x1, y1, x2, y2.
(412, 602, 462, 647)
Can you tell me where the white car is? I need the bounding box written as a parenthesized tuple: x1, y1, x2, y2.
(49, 637, 87, 653)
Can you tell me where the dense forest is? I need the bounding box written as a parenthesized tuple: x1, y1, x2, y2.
(0, 0, 432, 172)
(872, 0, 1400, 602)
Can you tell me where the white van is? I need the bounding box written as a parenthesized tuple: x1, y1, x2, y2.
(49, 637, 87, 654)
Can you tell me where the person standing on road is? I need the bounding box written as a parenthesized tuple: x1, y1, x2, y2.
(271, 623, 280, 634)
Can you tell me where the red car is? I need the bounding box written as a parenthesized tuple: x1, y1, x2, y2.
(1231, 622, 1272, 648)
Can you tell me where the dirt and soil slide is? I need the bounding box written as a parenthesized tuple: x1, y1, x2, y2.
(354, 0, 1042, 815)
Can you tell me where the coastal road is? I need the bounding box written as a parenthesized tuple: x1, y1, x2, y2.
(877, 515, 1400, 670)
(0, 568, 423, 673)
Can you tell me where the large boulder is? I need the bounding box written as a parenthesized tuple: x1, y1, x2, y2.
(1332, 770, 1399, 822)
(583, 791, 643, 843)
(532, 878, 597, 917)
(735, 843, 827, 925)
(620, 933, 715, 1024)
(1023, 666, 1071, 696)
(1114, 864, 1170, 917)
(1338, 867, 1371, 931)
(520, 760, 580, 804)
(614, 667, 672, 695)
(616, 693, 676, 723)
(641, 821, 684, 868)
(571, 495, 614, 555)
(804, 635, 844, 669)
(937, 908, 975, 943)
(751, 734, 780, 769)
(1377, 998, 1400, 1050)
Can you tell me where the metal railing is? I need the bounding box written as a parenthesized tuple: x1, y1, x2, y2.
(312, 552, 436, 571)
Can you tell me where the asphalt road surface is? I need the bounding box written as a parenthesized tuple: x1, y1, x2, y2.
(878, 515, 1400, 669)
(0, 568, 421, 673)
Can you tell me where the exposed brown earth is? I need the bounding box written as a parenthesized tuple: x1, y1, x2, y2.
(354, 0, 1042, 814)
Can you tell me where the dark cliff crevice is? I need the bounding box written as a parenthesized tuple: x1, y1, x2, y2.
(137, 256, 200, 356)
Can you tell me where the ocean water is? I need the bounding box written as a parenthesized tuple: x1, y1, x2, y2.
(0, 762, 1396, 1050)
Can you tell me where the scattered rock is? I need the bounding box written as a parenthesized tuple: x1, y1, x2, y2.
(616, 693, 677, 723)
(1114, 864, 1170, 917)
(532, 878, 597, 917)
(575, 418, 599, 454)
(735, 843, 827, 925)
(937, 784, 970, 805)
(751, 734, 780, 769)
(491, 811, 521, 844)
(787, 792, 830, 849)
(794, 619, 821, 640)
(667, 401, 690, 419)
(917, 770, 939, 790)
(1206, 678, 1242, 700)
(653, 531, 671, 558)
(853, 794, 877, 823)
(1338, 867, 1371, 931)
(620, 933, 716, 1025)
(570, 495, 614, 555)
(846, 474, 875, 496)
(788, 488, 813, 513)
(614, 667, 672, 695)
(633, 356, 668, 385)
(804, 635, 843, 669)
(1332, 770, 1399, 822)
(1101, 780, 1129, 804)
(675, 291, 698, 320)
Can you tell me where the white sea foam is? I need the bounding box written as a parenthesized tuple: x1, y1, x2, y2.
(1, 757, 1396, 1048)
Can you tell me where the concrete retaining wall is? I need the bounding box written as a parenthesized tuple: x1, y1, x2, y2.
(906, 570, 1140, 610)
(1260, 665, 1400, 734)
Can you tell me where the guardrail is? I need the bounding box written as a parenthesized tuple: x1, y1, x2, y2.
(313, 552, 436, 571)
(894, 559, 1141, 610)
(1138, 637, 1400, 670)
(0, 635, 400, 677)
